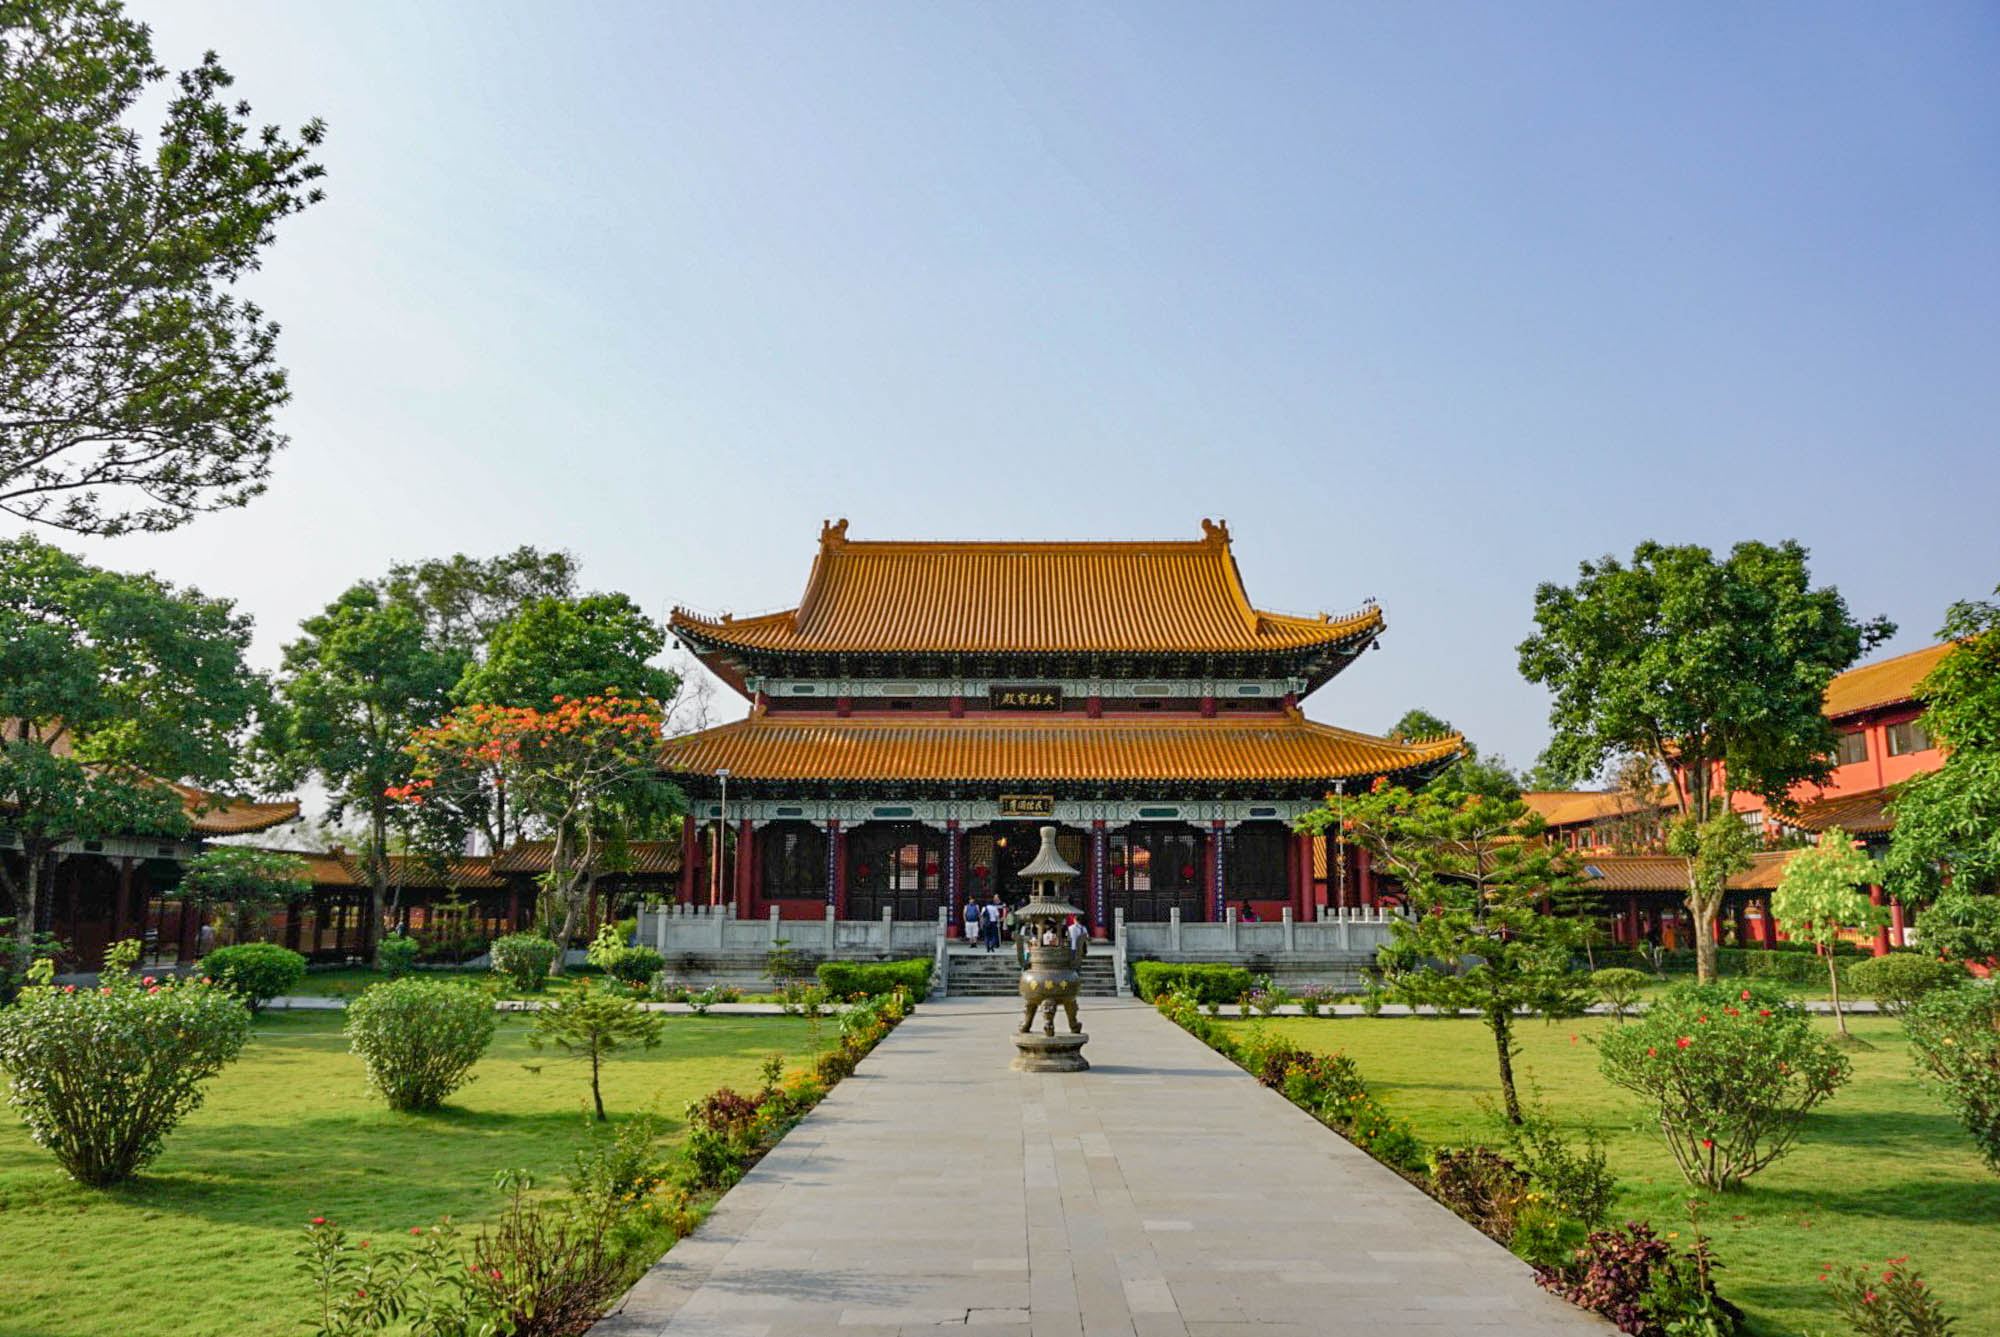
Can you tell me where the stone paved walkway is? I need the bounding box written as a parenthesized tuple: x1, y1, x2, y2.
(593, 997, 1609, 1337)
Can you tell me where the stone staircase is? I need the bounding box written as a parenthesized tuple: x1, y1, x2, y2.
(945, 948, 1121, 997)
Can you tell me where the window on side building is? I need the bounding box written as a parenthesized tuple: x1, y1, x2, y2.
(1886, 719, 1932, 756)
(1834, 730, 1869, 766)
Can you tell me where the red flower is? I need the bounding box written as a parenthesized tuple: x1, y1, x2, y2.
(1676, 1036, 1692, 1049)
(1647, 1047, 1658, 1057)
(311, 1216, 326, 1226)
(1757, 1008, 1772, 1017)
(1701, 1138, 1714, 1148)
(1740, 989, 1752, 1000)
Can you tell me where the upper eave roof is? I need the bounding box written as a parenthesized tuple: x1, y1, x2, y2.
(656, 708, 1462, 788)
(1579, 849, 1796, 892)
(1822, 642, 1951, 719)
(671, 519, 1382, 660)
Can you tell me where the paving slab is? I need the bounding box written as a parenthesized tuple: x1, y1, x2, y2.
(592, 998, 1609, 1336)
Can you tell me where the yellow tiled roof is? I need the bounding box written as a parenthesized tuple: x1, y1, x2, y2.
(1822, 643, 1951, 719)
(175, 785, 302, 836)
(672, 520, 1382, 657)
(1786, 787, 1896, 836)
(657, 709, 1462, 786)
(1520, 791, 1670, 828)
(1578, 850, 1795, 892)
(491, 840, 680, 876)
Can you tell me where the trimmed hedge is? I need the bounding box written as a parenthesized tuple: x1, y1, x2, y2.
(198, 943, 307, 1012)
(1131, 962, 1252, 1004)
(817, 957, 931, 999)
(1631, 945, 1862, 985)
(1848, 953, 1967, 1015)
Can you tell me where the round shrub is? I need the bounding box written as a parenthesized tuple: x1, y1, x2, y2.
(1903, 979, 2000, 1172)
(198, 943, 307, 1012)
(489, 933, 559, 991)
(345, 977, 497, 1111)
(1589, 967, 1651, 1020)
(598, 945, 665, 988)
(1847, 953, 1965, 1015)
(375, 935, 420, 978)
(0, 951, 251, 1185)
(1597, 979, 1849, 1190)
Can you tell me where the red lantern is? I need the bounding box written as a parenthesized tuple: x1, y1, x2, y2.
(973, 865, 989, 879)
(924, 861, 940, 876)
(857, 864, 872, 879)
(1180, 864, 1194, 879)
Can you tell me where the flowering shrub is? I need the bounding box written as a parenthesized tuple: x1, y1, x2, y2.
(1819, 1256, 1957, 1337)
(199, 942, 307, 1012)
(1902, 980, 2000, 1171)
(0, 941, 250, 1185)
(1597, 980, 1849, 1189)
(344, 977, 497, 1112)
(1501, 1096, 1618, 1226)
(687, 1087, 762, 1150)
(1296, 984, 1334, 1017)
(489, 933, 559, 991)
(1847, 954, 1966, 1017)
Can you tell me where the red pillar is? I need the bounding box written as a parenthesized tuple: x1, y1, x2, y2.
(734, 819, 754, 919)
(946, 820, 963, 936)
(830, 821, 849, 918)
(1869, 886, 1891, 956)
(1623, 894, 1640, 945)
(1292, 832, 1312, 920)
(1890, 897, 1908, 949)
(1358, 849, 1377, 908)
(678, 814, 698, 905)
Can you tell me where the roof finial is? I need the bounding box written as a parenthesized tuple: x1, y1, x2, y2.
(820, 518, 850, 545)
(1200, 517, 1229, 543)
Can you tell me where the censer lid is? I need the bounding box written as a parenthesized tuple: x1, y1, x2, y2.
(1019, 825, 1080, 881)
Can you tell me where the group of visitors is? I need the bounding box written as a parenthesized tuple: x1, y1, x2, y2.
(961, 894, 1092, 952)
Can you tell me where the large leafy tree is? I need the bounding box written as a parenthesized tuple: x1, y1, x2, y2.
(178, 845, 309, 943)
(1386, 709, 1522, 798)
(0, 0, 325, 535)
(1771, 827, 1887, 1036)
(260, 585, 462, 964)
(1519, 540, 1893, 982)
(0, 536, 263, 970)
(1886, 590, 2000, 919)
(395, 694, 680, 967)
(381, 547, 578, 656)
(1298, 783, 1591, 1123)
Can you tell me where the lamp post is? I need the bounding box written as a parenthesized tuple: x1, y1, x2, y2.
(710, 768, 730, 907)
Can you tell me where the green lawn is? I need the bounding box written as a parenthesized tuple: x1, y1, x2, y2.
(0, 1011, 815, 1337)
(1238, 1014, 1999, 1337)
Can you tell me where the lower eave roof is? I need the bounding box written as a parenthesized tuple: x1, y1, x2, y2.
(656, 710, 1462, 789)
(1579, 850, 1797, 892)
(1785, 787, 1895, 836)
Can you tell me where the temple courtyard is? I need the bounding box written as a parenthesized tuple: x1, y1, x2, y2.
(593, 998, 1608, 1337)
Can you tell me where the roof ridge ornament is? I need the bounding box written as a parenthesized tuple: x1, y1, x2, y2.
(1200, 517, 1230, 544)
(820, 517, 850, 546)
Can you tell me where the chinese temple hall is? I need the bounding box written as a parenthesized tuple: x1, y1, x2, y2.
(660, 520, 1462, 939)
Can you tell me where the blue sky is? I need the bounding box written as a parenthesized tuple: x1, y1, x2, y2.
(74, 1, 2000, 776)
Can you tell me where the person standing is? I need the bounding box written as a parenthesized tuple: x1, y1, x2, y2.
(963, 895, 980, 945)
(1066, 914, 1088, 957)
(982, 893, 1004, 951)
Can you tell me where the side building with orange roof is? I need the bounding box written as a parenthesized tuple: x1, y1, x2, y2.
(660, 520, 1460, 939)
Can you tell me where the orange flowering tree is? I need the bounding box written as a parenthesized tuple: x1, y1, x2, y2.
(392, 693, 680, 969)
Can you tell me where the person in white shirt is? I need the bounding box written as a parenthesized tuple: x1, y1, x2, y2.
(1065, 915, 1088, 956)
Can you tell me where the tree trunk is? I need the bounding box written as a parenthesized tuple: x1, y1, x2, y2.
(1691, 899, 1719, 984)
(9, 848, 44, 976)
(366, 805, 388, 967)
(1491, 1009, 1522, 1124)
(1827, 952, 1847, 1035)
(590, 1044, 605, 1121)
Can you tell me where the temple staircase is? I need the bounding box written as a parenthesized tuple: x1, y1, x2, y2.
(944, 947, 1120, 997)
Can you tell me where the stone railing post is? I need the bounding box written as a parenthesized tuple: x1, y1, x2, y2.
(1227, 905, 1239, 952)
(824, 903, 837, 955)
(1167, 905, 1180, 954)
(1338, 905, 1351, 952)
(880, 905, 894, 951)
(768, 905, 781, 944)
(1282, 905, 1295, 952)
